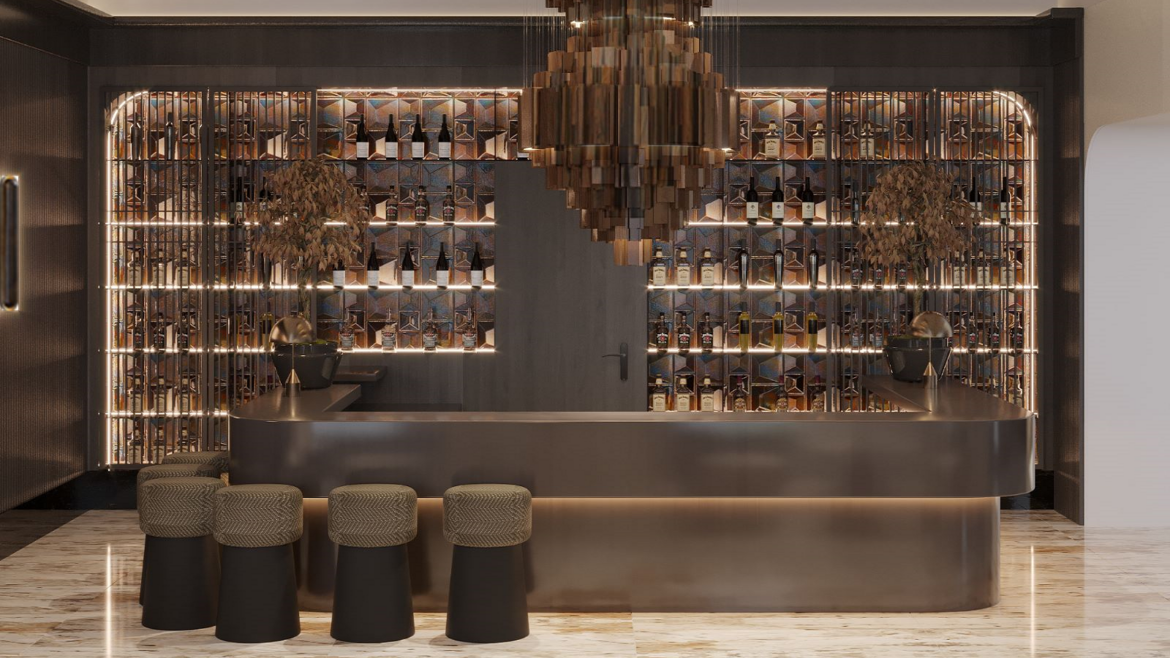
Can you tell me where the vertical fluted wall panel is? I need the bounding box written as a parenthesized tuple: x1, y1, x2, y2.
(0, 39, 88, 511)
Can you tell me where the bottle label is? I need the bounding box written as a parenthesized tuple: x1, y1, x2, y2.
(656, 332, 669, 349)
(651, 265, 667, 287)
(401, 271, 414, 287)
(436, 271, 450, 288)
(746, 202, 759, 220)
(443, 206, 455, 222)
(471, 270, 484, 287)
(333, 271, 346, 287)
(763, 138, 780, 159)
(381, 330, 396, 350)
(733, 396, 747, 412)
(861, 139, 875, 158)
(415, 207, 428, 223)
(367, 271, 379, 287)
(677, 266, 691, 287)
(678, 334, 691, 351)
(386, 142, 398, 159)
(411, 141, 425, 159)
(771, 202, 785, 223)
(811, 138, 826, 158)
(651, 394, 667, 412)
(340, 334, 355, 350)
(356, 142, 369, 160)
(424, 333, 438, 350)
(700, 394, 715, 412)
(701, 333, 714, 349)
(700, 266, 715, 287)
(801, 202, 815, 221)
(387, 205, 399, 223)
(462, 331, 477, 350)
(438, 142, 451, 159)
(677, 393, 691, 411)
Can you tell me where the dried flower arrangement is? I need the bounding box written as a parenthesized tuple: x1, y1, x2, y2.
(254, 157, 372, 313)
(857, 162, 980, 315)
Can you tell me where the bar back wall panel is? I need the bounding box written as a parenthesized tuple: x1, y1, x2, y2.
(0, 39, 89, 511)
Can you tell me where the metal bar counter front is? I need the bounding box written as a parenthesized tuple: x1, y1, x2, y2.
(230, 377, 1034, 613)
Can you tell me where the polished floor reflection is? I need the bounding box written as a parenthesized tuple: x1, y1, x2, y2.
(0, 510, 1168, 656)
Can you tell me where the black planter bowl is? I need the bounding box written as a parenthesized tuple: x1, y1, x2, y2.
(272, 342, 341, 390)
(883, 337, 951, 383)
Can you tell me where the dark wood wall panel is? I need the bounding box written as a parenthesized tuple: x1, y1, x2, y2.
(0, 38, 89, 511)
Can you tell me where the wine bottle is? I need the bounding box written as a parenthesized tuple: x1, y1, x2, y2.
(676, 248, 692, 287)
(737, 310, 751, 353)
(699, 312, 714, 353)
(807, 247, 820, 290)
(129, 114, 144, 160)
(699, 377, 716, 412)
(436, 243, 451, 289)
(442, 186, 456, 224)
(999, 176, 1010, 226)
(414, 186, 429, 225)
(806, 311, 819, 352)
(651, 377, 668, 412)
(737, 245, 750, 290)
(355, 113, 371, 160)
(675, 376, 693, 412)
(650, 247, 668, 287)
(763, 121, 781, 159)
(799, 177, 815, 224)
(470, 243, 485, 288)
(366, 243, 381, 287)
(332, 258, 346, 287)
(384, 115, 399, 160)
(654, 312, 670, 354)
(745, 175, 760, 224)
(676, 311, 692, 354)
(699, 248, 717, 287)
(400, 244, 416, 288)
(771, 177, 784, 225)
(772, 306, 783, 352)
(410, 114, 425, 159)
(773, 246, 783, 290)
(461, 312, 477, 351)
(164, 112, 176, 160)
(438, 114, 452, 160)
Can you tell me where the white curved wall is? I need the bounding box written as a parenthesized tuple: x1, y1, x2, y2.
(1085, 113, 1170, 526)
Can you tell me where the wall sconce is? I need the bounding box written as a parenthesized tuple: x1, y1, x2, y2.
(1, 176, 17, 311)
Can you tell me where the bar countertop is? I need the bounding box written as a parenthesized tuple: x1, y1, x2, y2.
(230, 376, 1035, 499)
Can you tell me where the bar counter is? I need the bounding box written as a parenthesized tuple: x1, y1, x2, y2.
(230, 377, 1034, 613)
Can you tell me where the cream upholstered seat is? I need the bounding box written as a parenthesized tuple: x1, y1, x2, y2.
(139, 477, 224, 538)
(213, 484, 303, 549)
(442, 484, 532, 548)
(328, 484, 417, 548)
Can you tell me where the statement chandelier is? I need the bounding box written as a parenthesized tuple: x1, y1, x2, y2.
(520, 0, 741, 264)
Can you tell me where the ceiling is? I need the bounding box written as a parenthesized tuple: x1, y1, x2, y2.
(67, 0, 1099, 18)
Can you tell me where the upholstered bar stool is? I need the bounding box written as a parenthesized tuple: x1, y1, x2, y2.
(162, 450, 230, 482)
(138, 476, 224, 630)
(136, 462, 220, 606)
(328, 484, 418, 643)
(443, 484, 532, 643)
(213, 484, 303, 643)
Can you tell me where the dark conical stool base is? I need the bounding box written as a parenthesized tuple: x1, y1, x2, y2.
(215, 544, 300, 643)
(138, 539, 148, 606)
(445, 544, 529, 644)
(331, 544, 415, 643)
(141, 535, 220, 630)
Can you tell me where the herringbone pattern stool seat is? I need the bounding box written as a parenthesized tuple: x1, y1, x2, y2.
(161, 450, 230, 476)
(213, 484, 302, 548)
(138, 476, 223, 631)
(329, 484, 417, 548)
(137, 463, 219, 487)
(443, 484, 532, 548)
(328, 484, 418, 643)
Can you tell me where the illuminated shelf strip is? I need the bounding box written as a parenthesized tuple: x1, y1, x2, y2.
(108, 284, 497, 291)
(109, 348, 206, 354)
(650, 347, 1037, 356)
(688, 221, 1038, 228)
(109, 220, 496, 228)
(108, 410, 230, 418)
(349, 347, 496, 354)
(648, 284, 1036, 292)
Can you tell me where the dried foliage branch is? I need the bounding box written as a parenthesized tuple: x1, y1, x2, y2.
(254, 157, 371, 311)
(857, 162, 980, 313)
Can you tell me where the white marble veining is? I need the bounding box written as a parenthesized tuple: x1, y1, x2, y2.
(0, 510, 1168, 656)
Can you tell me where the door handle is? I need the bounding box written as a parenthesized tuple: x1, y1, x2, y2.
(1, 176, 17, 311)
(601, 342, 629, 382)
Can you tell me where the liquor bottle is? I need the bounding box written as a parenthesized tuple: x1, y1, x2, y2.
(332, 259, 347, 287)
(650, 247, 668, 287)
(967, 314, 979, 352)
(339, 312, 357, 352)
(850, 252, 864, 289)
(999, 176, 1011, 225)
(414, 186, 429, 225)
(799, 177, 816, 224)
(386, 187, 400, 224)
(651, 377, 668, 412)
(851, 190, 864, 226)
(400, 244, 416, 288)
(410, 114, 425, 159)
(976, 249, 990, 287)
(654, 312, 670, 354)
(698, 312, 715, 353)
(129, 381, 145, 414)
(355, 113, 371, 160)
(366, 244, 381, 287)
(384, 115, 399, 160)
(437, 114, 452, 160)
(968, 180, 982, 212)
(151, 312, 169, 351)
(230, 161, 248, 221)
(871, 320, 885, 349)
(676, 311, 692, 354)
(1011, 313, 1025, 353)
(420, 312, 439, 351)
(872, 262, 885, 289)
(164, 112, 176, 160)
(442, 186, 456, 224)
(773, 246, 784, 290)
(772, 306, 783, 352)
(470, 243, 485, 288)
(1004, 249, 1018, 288)
(989, 313, 1002, 351)
(895, 262, 909, 290)
(737, 246, 750, 290)
(952, 250, 967, 289)
(745, 175, 760, 224)
(699, 377, 717, 411)
(675, 377, 693, 412)
(731, 378, 749, 412)
(676, 248, 692, 287)
(850, 315, 864, 349)
(461, 312, 477, 351)
(859, 121, 876, 159)
(771, 177, 784, 225)
(810, 121, 827, 158)
(381, 321, 398, 352)
(436, 243, 451, 289)
(763, 121, 781, 159)
(152, 249, 169, 286)
(737, 310, 751, 353)
(807, 247, 821, 290)
(806, 311, 819, 352)
(699, 248, 717, 287)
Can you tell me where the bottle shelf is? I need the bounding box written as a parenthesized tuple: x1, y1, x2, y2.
(649, 347, 1036, 356)
(647, 283, 1035, 292)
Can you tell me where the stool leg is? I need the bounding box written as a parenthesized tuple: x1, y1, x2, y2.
(331, 544, 414, 643)
(445, 544, 528, 643)
(215, 544, 300, 643)
(141, 535, 219, 630)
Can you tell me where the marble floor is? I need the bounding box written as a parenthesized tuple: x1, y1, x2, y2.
(1, 510, 1168, 657)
